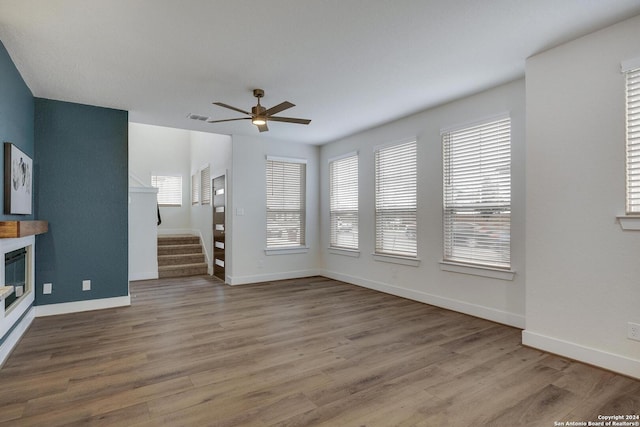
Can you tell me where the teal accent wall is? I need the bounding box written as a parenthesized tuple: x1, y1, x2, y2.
(34, 98, 128, 304)
(0, 40, 34, 346)
(0, 40, 34, 221)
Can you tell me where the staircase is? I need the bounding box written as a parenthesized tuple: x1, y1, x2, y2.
(157, 235, 208, 278)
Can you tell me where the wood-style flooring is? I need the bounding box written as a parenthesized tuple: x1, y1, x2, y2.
(0, 276, 638, 426)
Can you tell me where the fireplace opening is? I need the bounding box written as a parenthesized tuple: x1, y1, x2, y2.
(5, 247, 27, 311)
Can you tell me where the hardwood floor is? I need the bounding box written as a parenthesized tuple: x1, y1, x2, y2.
(0, 276, 638, 426)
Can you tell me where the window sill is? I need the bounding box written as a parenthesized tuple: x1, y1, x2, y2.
(328, 248, 360, 258)
(439, 260, 515, 281)
(264, 246, 309, 256)
(617, 215, 640, 231)
(372, 253, 421, 267)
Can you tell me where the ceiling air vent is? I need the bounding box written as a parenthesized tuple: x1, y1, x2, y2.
(187, 113, 209, 121)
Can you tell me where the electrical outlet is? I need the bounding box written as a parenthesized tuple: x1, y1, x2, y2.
(43, 283, 52, 294)
(629, 322, 640, 341)
(82, 280, 91, 291)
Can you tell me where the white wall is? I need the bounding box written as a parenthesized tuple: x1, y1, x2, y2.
(129, 123, 191, 230)
(524, 14, 640, 378)
(189, 130, 232, 272)
(319, 79, 526, 327)
(229, 134, 320, 284)
(128, 187, 158, 280)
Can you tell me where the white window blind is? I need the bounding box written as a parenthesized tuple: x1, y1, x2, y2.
(191, 172, 200, 205)
(201, 166, 211, 205)
(266, 158, 306, 248)
(329, 153, 358, 250)
(443, 117, 511, 268)
(375, 141, 417, 257)
(152, 175, 182, 207)
(626, 67, 640, 214)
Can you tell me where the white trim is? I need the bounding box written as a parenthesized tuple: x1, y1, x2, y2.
(328, 248, 360, 258)
(439, 261, 516, 281)
(266, 155, 307, 164)
(617, 215, 640, 230)
(35, 295, 131, 317)
(227, 269, 322, 286)
(129, 271, 159, 281)
(522, 330, 640, 380)
(264, 246, 310, 255)
(128, 186, 158, 194)
(372, 253, 421, 267)
(621, 56, 640, 73)
(440, 111, 511, 135)
(0, 307, 34, 368)
(321, 269, 525, 328)
(372, 137, 417, 153)
(328, 151, 358, 163)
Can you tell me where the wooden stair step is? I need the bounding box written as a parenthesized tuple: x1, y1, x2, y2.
(158, 263, 208, 278)
(158, 235, 200, 246)
(158, 253, 205, 266)
(157, 244, 203, 256)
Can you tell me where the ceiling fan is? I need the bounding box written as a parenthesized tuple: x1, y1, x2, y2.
(207, 89, 311, 132)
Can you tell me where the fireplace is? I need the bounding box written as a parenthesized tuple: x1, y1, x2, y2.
(4, 247, 28, 312)
(0, 235, 35, 340)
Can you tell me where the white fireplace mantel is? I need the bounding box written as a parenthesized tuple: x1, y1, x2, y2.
(0, 235, 35, 341)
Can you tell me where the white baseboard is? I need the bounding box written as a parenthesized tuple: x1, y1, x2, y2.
(322, 269, 525, 328)
(227, 269, 323, 286)
(0, 307, 35, 367)
(522, 330, 640, 380)
(35, 295, 131, 317)
(129, 271, 158, 281)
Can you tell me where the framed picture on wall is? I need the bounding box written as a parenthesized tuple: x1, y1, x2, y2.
(4, 142, 32, 215)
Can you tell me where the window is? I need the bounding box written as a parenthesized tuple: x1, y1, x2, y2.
(442, 117, 511, 269)
(374, 140, 417, 258)
(625, 66, 640, 214)
(266, 157, 306, 248)
(191, 172, 200, 205)
(201, 166, 211, 205)
(329, 153, 358, 250)
(152, 175, 182, 207)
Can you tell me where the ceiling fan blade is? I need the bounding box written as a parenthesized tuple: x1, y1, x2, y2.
(206, 117, 250, 123)
(264, 101, 295, 117)
(268, 116, 311, 125)
(257, 123, 269, 132)
(213, 102, 251, 116)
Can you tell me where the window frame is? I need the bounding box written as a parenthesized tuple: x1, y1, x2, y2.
(329, 152, 359, 252)
(151, 174, 182, 207)
(191, 171, 200, 205)
(201, 165, 211, 205)
(373, 139, 418, 262)
(624, 63, 640, 215)
(441, 115, 512, 270)
(265, 156, 307, 252)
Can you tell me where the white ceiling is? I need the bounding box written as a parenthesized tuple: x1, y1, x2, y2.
(1, 1, 639, 145)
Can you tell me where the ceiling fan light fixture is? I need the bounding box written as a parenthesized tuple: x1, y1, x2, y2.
(210, 89, 311, 132)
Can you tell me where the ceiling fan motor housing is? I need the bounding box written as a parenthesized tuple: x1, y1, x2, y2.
(252, 105, 266, 115)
